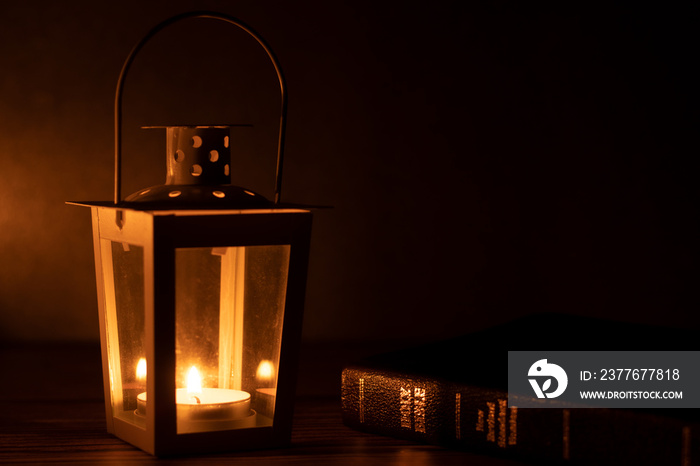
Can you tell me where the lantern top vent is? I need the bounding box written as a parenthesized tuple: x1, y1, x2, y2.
(123, 125, 273, 210)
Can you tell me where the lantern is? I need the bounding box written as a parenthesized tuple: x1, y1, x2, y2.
(69, 12, 313, 456)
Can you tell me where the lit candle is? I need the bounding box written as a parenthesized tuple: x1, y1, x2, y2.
(136, 366, 255, 433)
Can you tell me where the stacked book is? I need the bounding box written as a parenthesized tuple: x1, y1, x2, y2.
(341, 313, 698, 465)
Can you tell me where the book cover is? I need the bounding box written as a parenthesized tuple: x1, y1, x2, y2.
(341, 313, 699, 464)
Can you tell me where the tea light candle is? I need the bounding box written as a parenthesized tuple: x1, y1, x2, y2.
(136, 366, 255, 433)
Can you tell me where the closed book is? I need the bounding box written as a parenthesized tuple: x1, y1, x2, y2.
(341, 313, 699, 465)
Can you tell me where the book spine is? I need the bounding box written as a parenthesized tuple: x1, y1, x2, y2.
(341, 366, 697, 465)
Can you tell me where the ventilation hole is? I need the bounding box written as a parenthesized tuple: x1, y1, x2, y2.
(192, 136, 203, 148)
(224, 164, 230, 176)
(213, 191, 225, 198)
(191, 164, 203, 176)
(224, 136, 229, 148)
(174, 150, 185, 162)
(209, 150, 219, 162)
(244, 190, 255, 196)
(169, 191, 182, 198)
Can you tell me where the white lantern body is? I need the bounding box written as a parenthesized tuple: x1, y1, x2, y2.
(87, 206, 311, 455)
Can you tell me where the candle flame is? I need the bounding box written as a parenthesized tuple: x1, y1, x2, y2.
(186, 366, 202, 394)
(256, 360, 275, 382)
(136, 358, 147, 382)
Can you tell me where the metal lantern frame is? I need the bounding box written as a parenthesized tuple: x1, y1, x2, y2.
(70, 11, 312, 456)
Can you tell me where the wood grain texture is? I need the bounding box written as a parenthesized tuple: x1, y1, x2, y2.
(0, 344, 522, 465)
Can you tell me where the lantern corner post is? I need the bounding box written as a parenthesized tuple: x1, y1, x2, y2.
(149, 215, 179, 453)
(89, 206, 116, 434)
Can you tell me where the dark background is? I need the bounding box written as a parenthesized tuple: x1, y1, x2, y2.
(0, 1, 696, 344)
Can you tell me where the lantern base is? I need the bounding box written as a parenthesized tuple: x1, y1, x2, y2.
(133, 408, 258, 434)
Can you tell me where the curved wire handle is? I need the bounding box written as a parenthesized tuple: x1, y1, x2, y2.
(114, 11, 287, 205)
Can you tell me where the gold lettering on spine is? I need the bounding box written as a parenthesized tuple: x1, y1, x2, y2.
(486, 402, 496, 442)
(414, 388, 426, 433)
(508, 407, 518, 446)
(476, 409, 485, 432)
(563, 409, 570, 460)
(359, 378, 365, 423)
(455, 393, 461, 440)
(498, 399, 507, 448)
(400, 387, 412, 429)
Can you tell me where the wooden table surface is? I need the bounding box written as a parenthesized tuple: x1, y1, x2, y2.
(0, 343, 523, 465)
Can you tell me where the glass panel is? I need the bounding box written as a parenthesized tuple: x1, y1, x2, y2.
(175, 245, 290, 434)
(101, 240, 146, 427)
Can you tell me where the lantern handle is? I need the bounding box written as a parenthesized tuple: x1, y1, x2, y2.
(114, 11, 287, 205)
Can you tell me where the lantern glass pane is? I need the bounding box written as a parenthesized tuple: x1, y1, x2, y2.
(101, 240, 146, 427)
(174, 245, 290, 434)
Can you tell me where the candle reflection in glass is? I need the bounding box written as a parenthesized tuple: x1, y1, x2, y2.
(256, 360, 276, 418)
(136, 358, 147, 383)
